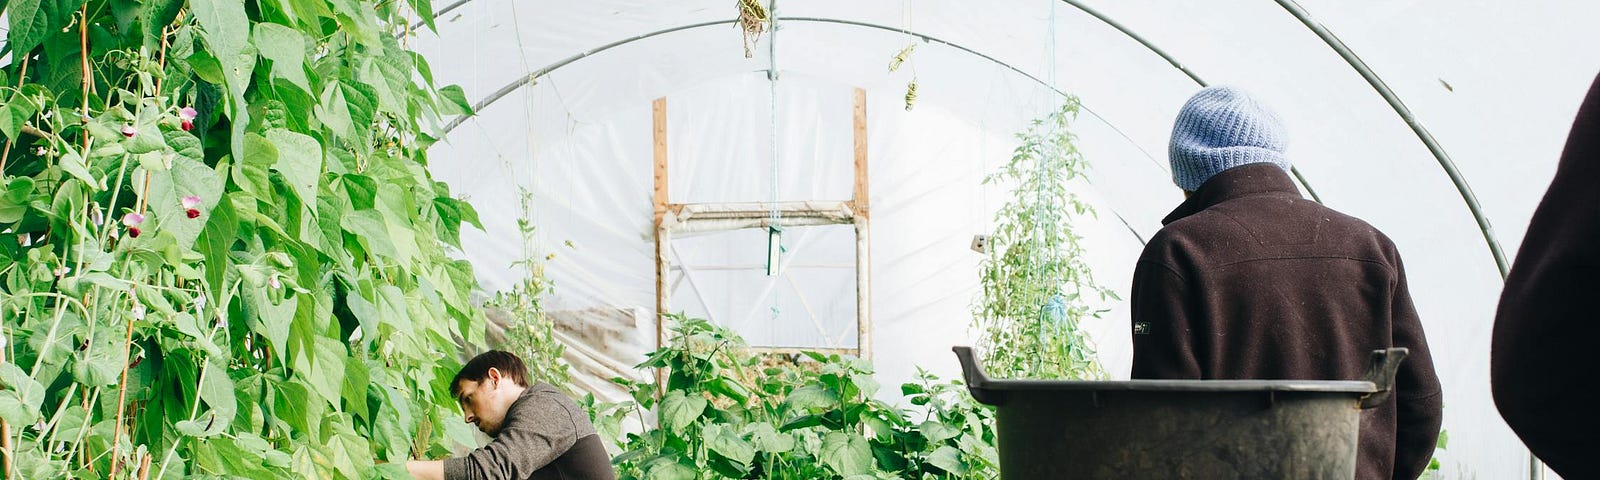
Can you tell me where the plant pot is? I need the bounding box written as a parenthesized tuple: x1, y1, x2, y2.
(952, 346, 1407, 479)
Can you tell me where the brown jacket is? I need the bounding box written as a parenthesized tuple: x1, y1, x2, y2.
(1493, 73, 1600, 479)
(444, 383, 616, 480)
(1131, 163, 1442, 480)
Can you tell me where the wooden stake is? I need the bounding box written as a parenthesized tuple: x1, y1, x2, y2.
(1, 343, 11, 478)
(852, 88, 871, 360)
(652, 97, 669, 390)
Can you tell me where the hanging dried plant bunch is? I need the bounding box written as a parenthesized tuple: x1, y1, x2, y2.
(888, 43, 916, 72)
(905, 77, 919, 111)
(739, 0, 771, 58)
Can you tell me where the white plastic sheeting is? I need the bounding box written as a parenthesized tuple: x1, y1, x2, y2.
(414, 1, 1600, 478)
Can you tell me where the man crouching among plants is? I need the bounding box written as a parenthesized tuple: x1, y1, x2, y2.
(405, 351, 616, 480)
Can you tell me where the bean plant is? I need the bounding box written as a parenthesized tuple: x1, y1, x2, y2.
(0, 0, 484, 477)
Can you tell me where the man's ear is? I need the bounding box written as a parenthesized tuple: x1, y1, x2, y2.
(485, 367, 502, 387)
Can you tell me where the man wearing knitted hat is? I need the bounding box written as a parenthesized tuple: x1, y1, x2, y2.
(1130, 86, 1443, 480)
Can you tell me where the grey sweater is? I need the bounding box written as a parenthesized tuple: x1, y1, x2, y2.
(443, 383, 616, 480)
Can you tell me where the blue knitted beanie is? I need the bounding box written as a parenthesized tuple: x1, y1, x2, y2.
(1169, 86, 1290, 192)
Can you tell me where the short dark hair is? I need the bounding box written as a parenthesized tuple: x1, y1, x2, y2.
(451, 351, 530, 399)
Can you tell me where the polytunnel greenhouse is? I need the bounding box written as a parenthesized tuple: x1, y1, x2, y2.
(1, 0, 1598, 478)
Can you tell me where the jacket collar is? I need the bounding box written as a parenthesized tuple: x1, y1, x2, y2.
(1162, 163, 1302, 225)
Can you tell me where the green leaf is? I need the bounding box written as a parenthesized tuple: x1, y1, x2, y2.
(252, 23, 311, 92)
(196, 193, 238, 303)
(341, 82, 378, 134)
(342, 359, 371, 420)
(165, 129, 205, 162)
(778, 414, 824, 432)
(300, 337, 347, 407)
(851, 373, 880, 399)
(375, 284, 414, 333)
(192, 0, 256, 163)
(658, 391, 706, 434)
(340, 210, 399, 260)
(820, 432, 874, 475)
(705, 423, 756, 468)
(642, 461, 697, 480)
(438, 85, 473, 116)
(315, 83, 353, 138)
(926, 445, 968, 475)
(0, 363, 44, 427)
(364, 46, 413, 116)
(406, 0, 437, 32)
(281, 0, 333, 29)
(6, 0, 82, 57)
(328, 0, 381, 49)
(141, 0, 185, 50)
(441, 410, 480, 449)
(175, 412, 226, 437)
(236, 132, 278, 194)
(145, 156, 224, 251)
(264, 129, 323, 204)
(191, 0, 251, 73)
(0, 177, 35, 223)
(58, 150, 104, 190)
(785, 384, 839, 411)
(341, 174, 379, 210)
(745, 422, 795, 454)
(123, 113, 168, 154)
(71, 347, 121, 386)
(706, 377, 750, 405)
(0, 91, 37, 140)
(245, 289, 296, 362)
(919, 420, 960, 444)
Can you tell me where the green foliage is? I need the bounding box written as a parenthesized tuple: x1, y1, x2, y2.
(0, 0, 483, 478)
(972, 99, 1114, 381)
(589, 315, 999, 479)
(484, 187, 568, 388)
(1423, 428, 1448, 479)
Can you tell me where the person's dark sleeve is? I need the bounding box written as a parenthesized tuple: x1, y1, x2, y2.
(1492, 72, 1600, 479)
(1129, 259, 1202, 379)
(1388, 255, 1443, 480)
(443, 400, 579, 480)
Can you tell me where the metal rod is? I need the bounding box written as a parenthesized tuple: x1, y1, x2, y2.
(1053, 0, 1322, 204)
(1270, 0, 1507, 280)
(440, 16, 1158, 244)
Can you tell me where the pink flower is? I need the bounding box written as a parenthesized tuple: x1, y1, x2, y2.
(123, 212, 145, 238)
(121, 125, 137, 138)
(268, 275, 282, 289)
(182, 195, 202, 218)
(179, 107, 198, 131)
(130, 303, 146, 321)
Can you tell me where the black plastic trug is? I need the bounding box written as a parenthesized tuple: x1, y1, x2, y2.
(952, 346, 1408, 479)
